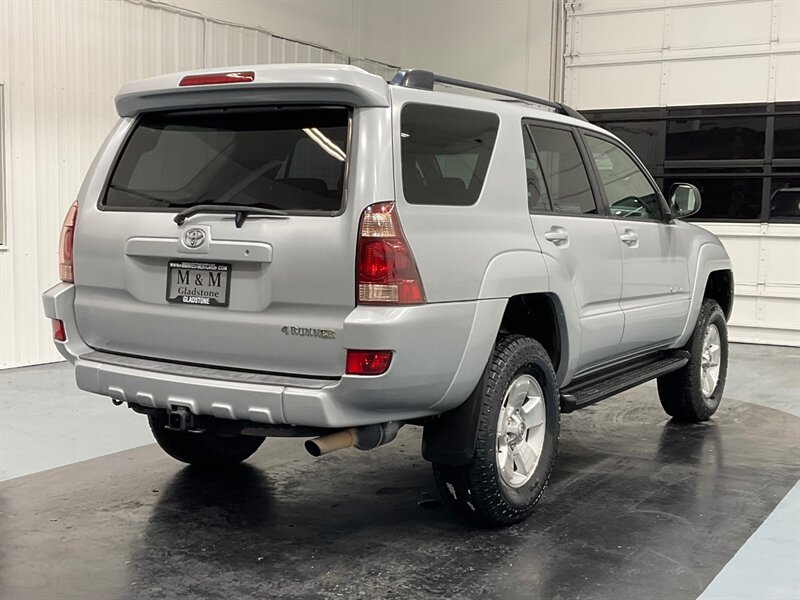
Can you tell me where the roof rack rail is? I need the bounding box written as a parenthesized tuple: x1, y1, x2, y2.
(389, 69, 587, 122)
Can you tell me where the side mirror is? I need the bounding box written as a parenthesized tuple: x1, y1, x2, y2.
(669, 183, 702, 218)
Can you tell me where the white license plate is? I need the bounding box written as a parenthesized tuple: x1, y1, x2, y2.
(166, 261, 231, 307)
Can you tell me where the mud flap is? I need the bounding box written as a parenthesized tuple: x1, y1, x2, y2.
(421, 362, 489, 466)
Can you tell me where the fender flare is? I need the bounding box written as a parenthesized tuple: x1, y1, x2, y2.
(675, 243, 733, 347)
(433, 250, 553, 411)
(423, 251, 570, 465)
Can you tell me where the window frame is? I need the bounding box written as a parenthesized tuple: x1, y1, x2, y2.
(522, 118, 607, 219)
(578, 129, 671, 224)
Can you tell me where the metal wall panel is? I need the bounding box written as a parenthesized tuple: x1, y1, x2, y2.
(565, 0, 800, 110)
(565, 0, 800, 346)
(0, 0, 395, 369)
(701, 223, 800, 346)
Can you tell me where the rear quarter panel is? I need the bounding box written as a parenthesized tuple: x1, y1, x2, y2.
(389, 88, 539, 303)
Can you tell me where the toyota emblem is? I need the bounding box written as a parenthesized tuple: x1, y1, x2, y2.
(182, 228, 206, 249)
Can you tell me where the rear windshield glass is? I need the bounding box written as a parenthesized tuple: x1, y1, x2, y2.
(401, 104, 499, 206)
(103, 107, 349, 214)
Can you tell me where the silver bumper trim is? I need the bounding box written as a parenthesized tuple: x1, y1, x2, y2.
(82, 351, 337, 390)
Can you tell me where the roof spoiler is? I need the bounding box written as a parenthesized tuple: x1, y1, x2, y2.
(389, 69, 587, 122)
(115, 65, 390, 117)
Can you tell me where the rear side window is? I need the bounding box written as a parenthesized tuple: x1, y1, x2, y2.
(104, 107, 349, 214)
(401, 104, 499, 206)
(527, 125, 597, 215)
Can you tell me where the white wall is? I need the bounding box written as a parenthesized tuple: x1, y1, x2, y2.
(4, 0, 796, 369)
(563, 0, 800, 346)
(564, 0, 800, 109)
(0, 0, 395, 369)
(358, 0, 561, 98)
(171, 0, 359, 56)
(0, 0, 563, 369)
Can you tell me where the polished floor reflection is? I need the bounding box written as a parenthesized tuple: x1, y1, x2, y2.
(1, 387, 798, 600)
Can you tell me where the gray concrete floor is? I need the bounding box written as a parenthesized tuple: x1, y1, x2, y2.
(0, 362, 153, 481)
(0, 343, 798, 599)
(3, 343, 797, 482)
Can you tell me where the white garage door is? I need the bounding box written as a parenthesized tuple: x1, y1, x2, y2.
(564, 0, 800, 346)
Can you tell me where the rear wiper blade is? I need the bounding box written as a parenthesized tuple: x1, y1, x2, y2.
(108, 183, 173, 205)
(174, 203, 288, 228)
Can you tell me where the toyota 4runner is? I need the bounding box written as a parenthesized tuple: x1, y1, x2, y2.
(43, 65, 733, 526)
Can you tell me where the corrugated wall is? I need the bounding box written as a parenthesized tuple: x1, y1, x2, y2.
(563, 0, 800, 346)
(0, 0, 397, 369)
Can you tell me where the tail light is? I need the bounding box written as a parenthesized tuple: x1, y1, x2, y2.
(51, 319, 66, 342)
(346, 350, 393, 375)
(59, 201, 78, 282)
(356, 202, 425, 305)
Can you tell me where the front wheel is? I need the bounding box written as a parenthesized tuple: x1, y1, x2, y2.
(432, 335, 560, 526)
(148, 412, 265, 468)
(657, 299, 729, 422)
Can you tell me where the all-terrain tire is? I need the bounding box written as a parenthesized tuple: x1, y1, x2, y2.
(657, 299, 729, 422)
(432, 335, 560, 526)
(148, 412, 265, 468)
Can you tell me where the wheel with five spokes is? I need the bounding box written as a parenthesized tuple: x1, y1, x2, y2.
(432, 335, 560, 526)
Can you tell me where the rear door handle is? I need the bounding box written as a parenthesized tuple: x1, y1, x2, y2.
(619, 230, 639, 246)
(544, 228, 569, 246)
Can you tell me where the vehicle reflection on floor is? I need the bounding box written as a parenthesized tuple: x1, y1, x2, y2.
(1, 388, 798, 600)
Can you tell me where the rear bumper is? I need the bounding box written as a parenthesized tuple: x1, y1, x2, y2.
(43, 283, 493, 428)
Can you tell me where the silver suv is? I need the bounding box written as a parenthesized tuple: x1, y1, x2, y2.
(43, 65, 733, 525)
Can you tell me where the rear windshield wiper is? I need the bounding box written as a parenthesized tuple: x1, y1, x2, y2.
(174, 203, 288, 228)
(107, 183, 174, 205)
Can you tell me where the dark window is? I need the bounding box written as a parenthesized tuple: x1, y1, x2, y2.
(663, 177, 762, 220)
(585, 135, 662, 220)
(527, 125, 597, 215)
(601, 121, 663, 169)
(584, 103, 800, 222)
(400, 104, 499, 206)
(104, 107, 349, 214)
(522, 127, 551, 212)
(774, 115, 800, 160)
(666, 116, 766, 160)
(770, 178, 800, 220)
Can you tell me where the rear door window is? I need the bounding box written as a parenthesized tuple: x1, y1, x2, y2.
(400, 104, 499, 206)
(526, 124, 597, 215)
(104, 107, 349, 214)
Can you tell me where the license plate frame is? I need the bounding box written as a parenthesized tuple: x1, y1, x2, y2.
(166, 260, 232, 307)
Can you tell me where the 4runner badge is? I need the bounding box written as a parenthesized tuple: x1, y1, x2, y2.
(281, 326, 336, 340)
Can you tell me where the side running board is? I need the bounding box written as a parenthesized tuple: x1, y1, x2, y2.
(560, 351, 690, 413)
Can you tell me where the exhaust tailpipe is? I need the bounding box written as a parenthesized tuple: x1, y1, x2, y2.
(304, 429, 356, 457)
(305, 422, 401, 457)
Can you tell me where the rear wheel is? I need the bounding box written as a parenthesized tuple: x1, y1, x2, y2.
(432, 335, 560, 526)
(148, 412, 265, 468)
(657, 299, 728, 422)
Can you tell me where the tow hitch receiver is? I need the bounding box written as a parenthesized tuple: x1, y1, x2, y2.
(165, 406, 202, 433)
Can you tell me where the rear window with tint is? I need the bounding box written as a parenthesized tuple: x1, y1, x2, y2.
(400, 104, 499, 206)
(103, 107, 349, 214)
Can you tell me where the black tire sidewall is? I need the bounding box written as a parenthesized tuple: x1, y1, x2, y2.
(690, 301, 729, 412)
(148, 412, 265, 467)
(481, 336, 560, 510)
